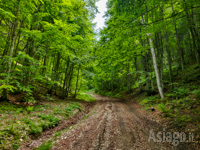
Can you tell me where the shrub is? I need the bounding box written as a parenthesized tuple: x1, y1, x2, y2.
(172, 87, 190, 98)
(26, 106, 34, 113)
(46, 94, 54, 101)
(76, 93, 95, 102)
(38, 113, 60, 128)
(23, 118, 42, 135)
(53, 107, 63, 114)
(28, 122, 42, 135)
(158, 103, 171, 117)
(192, 90, 200, 99)
(65, 102, 82, 116)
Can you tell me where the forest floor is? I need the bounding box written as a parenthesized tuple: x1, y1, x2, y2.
(32, 94, 194, 150)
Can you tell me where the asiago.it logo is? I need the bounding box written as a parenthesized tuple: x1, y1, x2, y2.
(148, 128, 196, 146)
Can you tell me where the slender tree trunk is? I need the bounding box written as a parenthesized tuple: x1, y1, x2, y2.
(54, 53, 61, 95)
(148, 35, 164, 99)
(48, 53, 60, 95)
(155, 32, 164, 89)
(171, 0, 185, 71)
(182, 0, 200, 66)
(74, 65, 80, 98)
(159, 32, 164, 89)
(127, 62, 131, 92)
(2, 28, 12, 56)
(164, 32, 173, 90)
(142, 6, 164, 98)
(188, 31, 195, 60)
(66, 64, 74, 97)
(62, 57, 70, 98)
(7, 0, 21, 74)
(134, 57, 142, 92)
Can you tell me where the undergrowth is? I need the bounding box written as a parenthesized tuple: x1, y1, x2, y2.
(0, 100, 83, 150)
(140, 87, 200, 131)
(76, 93, 95, 102)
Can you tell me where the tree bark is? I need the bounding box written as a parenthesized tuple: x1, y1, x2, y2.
(66, 64, 74, 97)
(164, 32, 173, 90)
(171, 0, 185, 71)
(142, 6, 164, 99)
(7, 0, 21, 74)
(62, 57, 70, 98)
(148, 35, 164, 99)
(74, 65, 80, 98)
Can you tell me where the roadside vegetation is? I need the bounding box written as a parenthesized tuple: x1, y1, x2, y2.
(0, 99, 83, 150)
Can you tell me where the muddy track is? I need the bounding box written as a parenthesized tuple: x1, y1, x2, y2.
(51, 95, 192, 150)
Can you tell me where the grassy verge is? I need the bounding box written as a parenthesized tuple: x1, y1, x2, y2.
(139, 86, 200, 144)
(0, 100, 82, 150)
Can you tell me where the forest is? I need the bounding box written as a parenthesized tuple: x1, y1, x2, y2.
(0, 0, 200, 149)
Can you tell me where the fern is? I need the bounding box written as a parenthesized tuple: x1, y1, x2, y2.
(0, 84, 17, 94)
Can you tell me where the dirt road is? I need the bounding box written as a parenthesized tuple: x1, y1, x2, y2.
(51, 95, 191, 150)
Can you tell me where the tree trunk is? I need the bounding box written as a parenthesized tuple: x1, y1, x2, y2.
(74, 65, 80, 98)
(171, 0, 185, 71)
(127, 62, 131, 92)
(164, 32, 173, 90)
(182, 0, 200, 66)
(62, 57, 70, 98)
(148, 35, 164, 99)
(66, 64, 74, 97)
(142, 6, 164, 98)
(7, 0, 21, 74)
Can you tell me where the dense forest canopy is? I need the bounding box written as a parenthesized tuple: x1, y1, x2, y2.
(93, 0, 200, 99)
(0, 0, 200, 100)
(0, 0, 98, 101)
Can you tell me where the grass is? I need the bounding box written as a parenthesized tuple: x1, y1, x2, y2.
(0, 100, 83, 150)
(37, 141, 53, 150)
(76, 93, 95, 102)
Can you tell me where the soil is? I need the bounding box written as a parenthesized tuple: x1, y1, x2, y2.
(51, 95, 192, 150)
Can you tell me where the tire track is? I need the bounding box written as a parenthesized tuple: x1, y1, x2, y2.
(52, 95, 191, 150)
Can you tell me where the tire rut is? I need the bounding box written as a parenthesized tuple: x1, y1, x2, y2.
(51, 95, 193, 150)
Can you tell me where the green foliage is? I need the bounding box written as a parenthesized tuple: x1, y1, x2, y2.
(172, 87, 190, 97)
(26, 106, 34, 113)
(38, 113, 60, 128)
(76, 93, 95, 102)
(172, 115, 192, 128)
(0, 84, 17, 94)
(140, 98, 152, 106)
(0, 0, 97, 102)
(28, 122, 43, 135)
(65, 102, 82, 116)
(140, 96, 160, 106)
(192, 90, 200, 99)
(23, 118, 42, 135)
(0, 100, 83, 149)
(158, 103, 171, 116)
(53, 106, 63, 114)
(37, 141, 53, 150)
(46, 94, 54, 101)
(5, 125, 20, 138)
(16, 107, 24, 113)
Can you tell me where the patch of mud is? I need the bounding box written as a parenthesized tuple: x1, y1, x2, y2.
(52, 94, 193, 150)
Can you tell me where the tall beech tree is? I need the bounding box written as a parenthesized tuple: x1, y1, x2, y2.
(92, 0, 200, 99)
